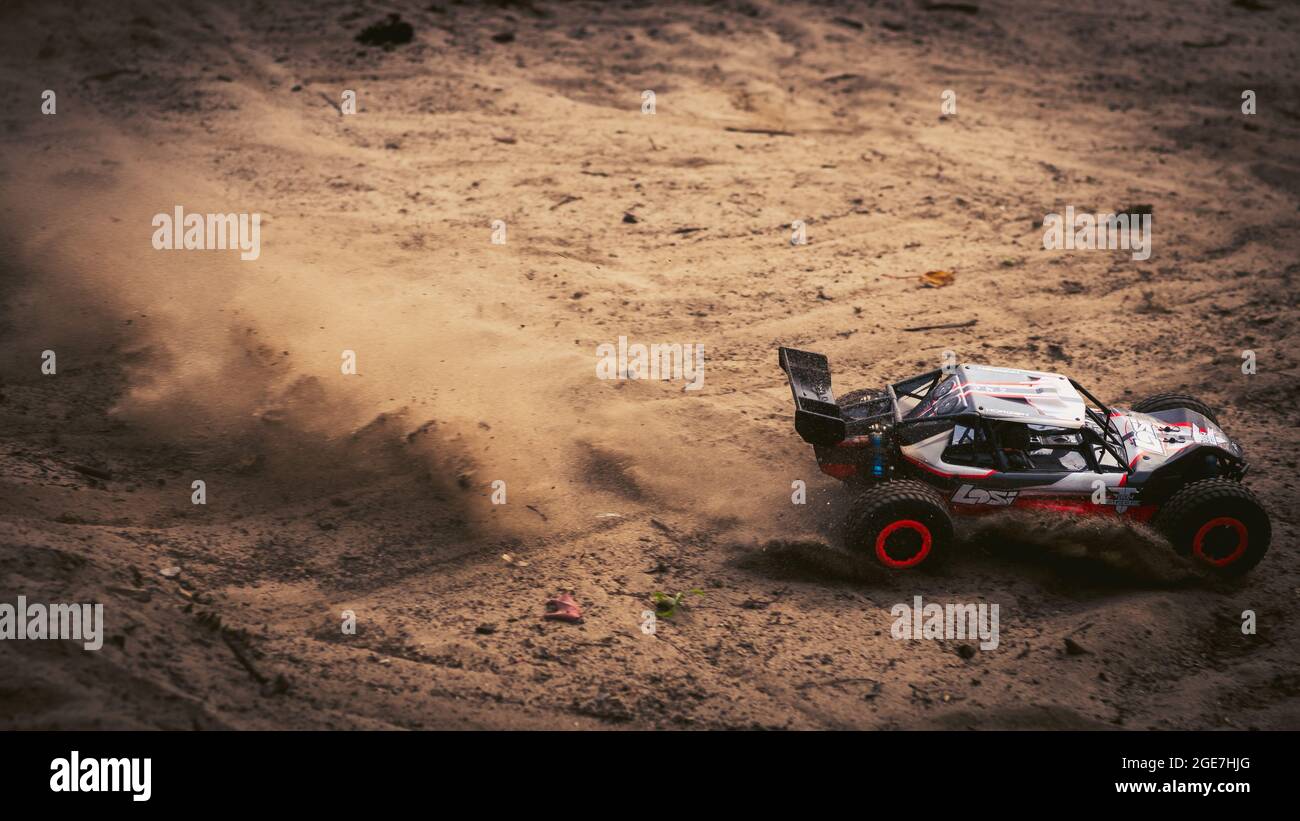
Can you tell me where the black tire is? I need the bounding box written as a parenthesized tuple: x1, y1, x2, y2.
(1153, 478, 1270, 576)
(837, 387, 884, 407)
(1130, 392, 1220, 425)
(843, 480, 954, 570)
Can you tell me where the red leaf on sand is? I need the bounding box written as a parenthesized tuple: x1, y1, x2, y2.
(543, 593, 583, 623)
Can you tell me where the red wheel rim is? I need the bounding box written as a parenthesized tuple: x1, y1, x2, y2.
(875, 519, 932, 568)
(1192, 517, 1248, 566)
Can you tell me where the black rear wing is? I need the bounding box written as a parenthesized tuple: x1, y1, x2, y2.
(778, 347, 846, 446)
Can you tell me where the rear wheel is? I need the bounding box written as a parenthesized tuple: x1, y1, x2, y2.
(844, 480, 953, 570)
(1153, 478, 1270, 576)
(1130, 392, 1220, 425)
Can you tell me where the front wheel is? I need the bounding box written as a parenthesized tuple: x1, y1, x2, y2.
(843, 480, 954, 570)
(1153, 478, 1270, 576)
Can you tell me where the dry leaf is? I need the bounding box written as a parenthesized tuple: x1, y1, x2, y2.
(921, 270, 955, 288)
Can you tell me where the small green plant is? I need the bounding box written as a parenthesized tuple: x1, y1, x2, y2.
(651, 589, 704, 619)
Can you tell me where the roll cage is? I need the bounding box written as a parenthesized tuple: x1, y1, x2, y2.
(886, 369, 1129, 476)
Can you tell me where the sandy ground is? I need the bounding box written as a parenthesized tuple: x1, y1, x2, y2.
(0, 0, 1298, 729)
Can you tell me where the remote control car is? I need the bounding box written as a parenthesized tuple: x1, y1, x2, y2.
(778, 348, 1271, 575)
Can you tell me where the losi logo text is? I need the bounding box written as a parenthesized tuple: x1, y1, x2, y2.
(50, 751, 151, 802)
(951, 484, 1017, 505)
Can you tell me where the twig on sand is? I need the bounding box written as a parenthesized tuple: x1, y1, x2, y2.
(222, 632, 268, 684)
(902, 319, 978, 332)
(318, 91, 342, 115)
(795, 675, 879, 691)
(72, 463, 113, 480)
(725, 126, 795, 137)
